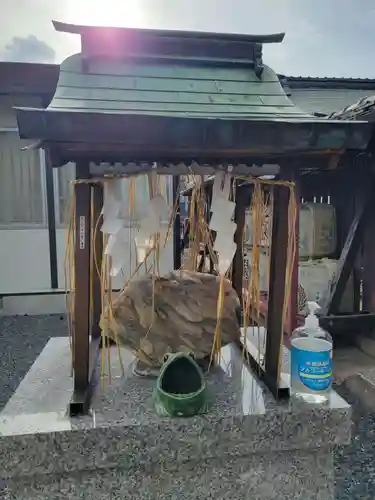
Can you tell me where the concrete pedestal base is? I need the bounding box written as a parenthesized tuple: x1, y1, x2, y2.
(0, 336, 350, 500)
(4, 449, 334, 500)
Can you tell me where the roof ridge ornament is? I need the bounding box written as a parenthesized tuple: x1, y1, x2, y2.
(52, 21, 285, 44)
(254, 43, 264, 78)
(52, 21, 284, 72)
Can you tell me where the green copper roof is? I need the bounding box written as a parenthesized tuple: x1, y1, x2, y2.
(14, 22, 373, 167)
(50, 53, 312, 120)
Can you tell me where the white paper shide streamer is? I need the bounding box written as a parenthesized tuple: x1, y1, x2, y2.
(101, 171, 171, 277)
(210, 168, 237, 276)
(100, 179, 130, 276)
(135, 191, 170, 266)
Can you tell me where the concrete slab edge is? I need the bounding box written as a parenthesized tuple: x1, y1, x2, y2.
(340, 373, 375, 413)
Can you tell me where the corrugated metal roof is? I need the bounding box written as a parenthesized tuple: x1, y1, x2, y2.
(279, 75, 375, 90)
(49, 53, 313, 120)
(288, 88, 375, 116)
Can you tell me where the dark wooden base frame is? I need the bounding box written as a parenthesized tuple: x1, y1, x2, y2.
(69, 163, 104, 416)
(238, 339, 290, 400)
(69, 336, 101, 416)
(68, 164, 375, 414)
(69, 170, 182, 416)
(183, 175, 297, 399)
(234, 178, 292, 399)
(235, 304, 290, 399)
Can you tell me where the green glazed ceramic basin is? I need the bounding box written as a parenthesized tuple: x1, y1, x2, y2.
(154, 352, 207, 417)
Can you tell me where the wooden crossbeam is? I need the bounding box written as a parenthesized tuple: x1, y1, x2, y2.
(319, 178, 375, 316)
(319, 312, 375, 335)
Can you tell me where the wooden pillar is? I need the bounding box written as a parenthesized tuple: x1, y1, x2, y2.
(206, 183, 215, 274)
(44, 152, 59, 289)
(73, 161, 91, 396)
(232, 183, 247, 306)
(173, 176, 181, 270)
(289, 171, 300, 335)
(363, 206, 375, 312)
(91, 182, 103, 339)
(362, 170, 375, 313)
(265, 183, 290, 389)
(362, 236, 375, 312)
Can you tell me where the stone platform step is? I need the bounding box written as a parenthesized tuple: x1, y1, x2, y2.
(0, 336, 351, 500)
(3, 449, 334, 500)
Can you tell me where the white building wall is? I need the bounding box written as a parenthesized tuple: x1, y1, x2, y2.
(0, 95, 53, 312)
(0, 94, 174, 314)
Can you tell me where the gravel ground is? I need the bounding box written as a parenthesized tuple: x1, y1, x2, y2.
(334, 384, 375, 500)
(0, 315, 374, 499)
(0, 314, 67, 410)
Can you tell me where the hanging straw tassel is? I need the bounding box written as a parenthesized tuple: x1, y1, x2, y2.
(209, 273, 226, 367)
(64, 182, 77, 377)
(64, 181, 76, 356)
(182, 177, 215, 273)
(240, 177, 297, 381)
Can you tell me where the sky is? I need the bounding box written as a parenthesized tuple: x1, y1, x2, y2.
(1, 0, 375, 78)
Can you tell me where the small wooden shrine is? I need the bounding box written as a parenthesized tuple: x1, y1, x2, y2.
(15, 21, 373, 415)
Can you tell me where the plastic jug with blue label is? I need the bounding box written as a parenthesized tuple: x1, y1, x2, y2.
(290, 301, 332, 403)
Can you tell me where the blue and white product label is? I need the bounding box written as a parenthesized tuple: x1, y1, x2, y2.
(291, 346, 332, 391)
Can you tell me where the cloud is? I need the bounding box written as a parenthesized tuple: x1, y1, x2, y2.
(1, 34, 55, 63)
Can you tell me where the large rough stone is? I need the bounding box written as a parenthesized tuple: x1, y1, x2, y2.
(101, 271, 240, 366)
